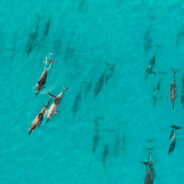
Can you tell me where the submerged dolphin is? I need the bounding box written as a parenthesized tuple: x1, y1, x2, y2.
(170, 68, 178, 109)
(26, 16, 41, 56)
(169, 125, 181, 139)
(46, 88, 69, 122)
(145, 52, 157, 79)
(169, 132, 176, 154)
(153, 80, 161, 106)
(29, 98, 51, 135)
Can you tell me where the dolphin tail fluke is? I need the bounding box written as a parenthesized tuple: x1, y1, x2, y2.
(49, 93, 56, 98)
(46, 98, 52, 107)
(171, 68, 179, 73)
(142, 162, 150, 166)
(171, 125, 182, 130)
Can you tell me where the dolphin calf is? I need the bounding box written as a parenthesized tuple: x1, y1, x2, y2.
(170, 69, 178, 109)
(29, 98, 51, 135)
(46, 88, 69, 122)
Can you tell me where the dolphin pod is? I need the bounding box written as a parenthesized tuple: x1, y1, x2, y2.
(24, 13, 184, 183)
(29, 54, 69, 134)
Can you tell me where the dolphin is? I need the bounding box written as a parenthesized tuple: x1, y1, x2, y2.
(94, 70, 106, 97)
(169, 132, 176, 154)
(169, 125, 181, 139)
(148, 152, 154, 184)
(26, 15, 41, 56)
(145, 53, 157, 79)
(43, 17, 50, 37)
(92, 131, 100, 154)
(153, 80, 161, 106)
(46, 88, 69, 122)
(29, 98, 51, 135)
(102, 144, 109, 169)
(170, 69, 178, 109)
(36, 59, 55, 95)
(142, 162, 151, 184)
(72, 87, 82, 117)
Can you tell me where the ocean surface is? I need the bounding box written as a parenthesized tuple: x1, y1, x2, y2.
(1, 0, 184, 183)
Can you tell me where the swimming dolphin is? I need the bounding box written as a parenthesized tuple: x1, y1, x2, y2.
(29, 98, 51, 135)
(92, 131, 100, 154)
(153, 80, 161, 106)
(43, 17, 51, 37)
(142, 162, 151, 184)
(36, 60, 55, 95)
(169, 125, 181, 139)
(169, 129, 174, 139)
(94, 70, 106, 97)
(148, 152, 154, 184)
(102, 144, 109, 169)
(169, 132, 176, 154)
(145, 53, 157, 79)
(170, 69, 178, 109)
(46, 87, 69, 122)
(26, 15, 41, 56)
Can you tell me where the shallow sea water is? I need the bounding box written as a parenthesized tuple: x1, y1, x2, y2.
(1, 0, 184, 183)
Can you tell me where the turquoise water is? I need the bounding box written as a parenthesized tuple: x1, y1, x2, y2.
(1, 0, 184, 183)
